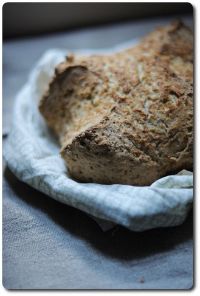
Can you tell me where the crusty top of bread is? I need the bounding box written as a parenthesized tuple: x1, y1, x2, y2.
(39, 21, 193, 185)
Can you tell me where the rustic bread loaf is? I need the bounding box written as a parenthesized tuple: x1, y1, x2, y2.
(39, 21, 193, 185)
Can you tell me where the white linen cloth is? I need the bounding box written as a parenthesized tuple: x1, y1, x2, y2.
(4, 47, 193, 231)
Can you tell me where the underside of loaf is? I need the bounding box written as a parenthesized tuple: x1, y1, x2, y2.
(39, 21, 193, 186)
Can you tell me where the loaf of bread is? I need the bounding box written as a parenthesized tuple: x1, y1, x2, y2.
(39, 21, 193, 185)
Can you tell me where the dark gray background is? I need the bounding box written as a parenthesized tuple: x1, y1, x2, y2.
(3, 2, 192, 38)
(3, 3, 193, 289)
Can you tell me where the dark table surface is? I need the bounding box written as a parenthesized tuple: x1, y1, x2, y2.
(3, 16, 193, 289)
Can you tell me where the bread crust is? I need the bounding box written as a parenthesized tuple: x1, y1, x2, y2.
(40, 21, 193, 185)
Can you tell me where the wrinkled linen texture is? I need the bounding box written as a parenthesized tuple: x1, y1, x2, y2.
(4, 47, 193, 232)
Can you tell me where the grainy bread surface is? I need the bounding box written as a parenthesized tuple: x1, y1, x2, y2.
(39, 21, 193, 185)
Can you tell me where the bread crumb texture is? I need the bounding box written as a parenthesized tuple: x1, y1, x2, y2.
(39, 21, 193, 185)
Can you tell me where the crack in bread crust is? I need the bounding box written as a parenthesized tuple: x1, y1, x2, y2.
(40, 21, 193, 185)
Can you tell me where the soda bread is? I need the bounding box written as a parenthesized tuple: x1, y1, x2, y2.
(39, 21, 193, 185)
